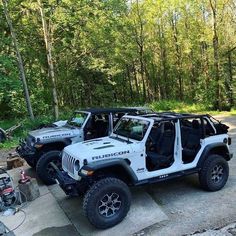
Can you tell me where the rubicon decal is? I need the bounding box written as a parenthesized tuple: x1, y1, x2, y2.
(42, 133, 71, 139)
(92, 150, 130, 160)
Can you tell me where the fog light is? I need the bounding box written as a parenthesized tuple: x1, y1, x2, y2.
(81, 169, 94, 176)
(35, 144, 43, 149)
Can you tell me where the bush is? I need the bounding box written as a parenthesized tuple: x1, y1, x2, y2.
(150, 100, 211, 113)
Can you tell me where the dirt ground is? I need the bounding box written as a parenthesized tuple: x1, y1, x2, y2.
(138, 115, 236, 236)
(0, 148, 14, 160)
(0, 147, 15, 168)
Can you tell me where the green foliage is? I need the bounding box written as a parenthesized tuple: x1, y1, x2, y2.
(150, 100, 212, 113)
(1, 0, 236, 120)
(0, 115, 55, 149)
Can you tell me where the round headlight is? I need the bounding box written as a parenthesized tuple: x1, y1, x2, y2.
(31, 137, 36, 146)
(74, 160, 80, 171)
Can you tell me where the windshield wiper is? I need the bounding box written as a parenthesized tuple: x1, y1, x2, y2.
(111, 133, 132, 144)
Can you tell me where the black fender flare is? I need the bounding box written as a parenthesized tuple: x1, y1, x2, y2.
(197, 143, 231, 168)
(79, 158, 138, 184)
(39, 138, 71, 150)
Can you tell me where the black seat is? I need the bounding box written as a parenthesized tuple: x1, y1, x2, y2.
(95, 120, 108, 137)
(147, 129, 175, 170)
(148, 126, 162, 148)
(182, 120, 202, 163)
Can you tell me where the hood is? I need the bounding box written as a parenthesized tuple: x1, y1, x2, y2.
(29, 126, 80, 141)
(63, 136, 133, 162)
(53, 120, 68, 127)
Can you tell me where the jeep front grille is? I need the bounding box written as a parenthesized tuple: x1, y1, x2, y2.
(26, 136, 33, 146)
(62, 152, 76, 176)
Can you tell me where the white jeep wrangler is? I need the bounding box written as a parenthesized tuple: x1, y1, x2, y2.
(53, 113, 232, 229)
(17, 108, 152, 184)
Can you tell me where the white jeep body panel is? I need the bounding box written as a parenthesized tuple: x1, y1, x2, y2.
(61, 114, 231, 183)
(63, 137, 135, 180)
(28, 111, 91, 145)
(62, 116, 154, 181)
(29, 126, 83, 144)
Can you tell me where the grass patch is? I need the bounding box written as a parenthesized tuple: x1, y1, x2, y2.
(0, 116, 55, 150)
(150, 100, 236, 116)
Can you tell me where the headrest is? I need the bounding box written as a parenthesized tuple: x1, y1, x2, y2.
(164, 122, 173, 131)
(192, 120, 200, 129)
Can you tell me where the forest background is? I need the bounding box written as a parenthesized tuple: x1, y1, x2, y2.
(1, 0, 236, 144)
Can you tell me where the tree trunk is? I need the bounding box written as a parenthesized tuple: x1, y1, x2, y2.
(158, 23, 168, 99)
(38, 0, 59, 119)
(2, 0, 34, 120)
(126, 65, 133, 100)
(209, 0, 221, 110)
(140, 48, 146, 102)
(171, 11, 183, 100)
(227, 51, 234, 108)
(184, 12, 196, 99)
(135, 0, 146, 102)
(132, 62, 140, 101)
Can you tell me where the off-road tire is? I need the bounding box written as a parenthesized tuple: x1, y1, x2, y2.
(25, 159, 36, 169)
(36, 150, 62, 185)
(83, 177, 131, 229)
(199, 154, 229, 191)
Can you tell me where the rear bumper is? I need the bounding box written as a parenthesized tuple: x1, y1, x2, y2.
(50, 162, 78, 196)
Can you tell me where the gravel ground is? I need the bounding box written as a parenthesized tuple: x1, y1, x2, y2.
(193, 222, 236, 236)
(137, 115, 236, 236)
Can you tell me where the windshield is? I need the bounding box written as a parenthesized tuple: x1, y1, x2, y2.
(113, 117, 150, 141)
(67, 112, 88, 127)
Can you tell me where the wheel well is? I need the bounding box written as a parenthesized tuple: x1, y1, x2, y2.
(42, 142, 66, 152)
(93, 165, 135, 185)
(208, 146, 230, 161)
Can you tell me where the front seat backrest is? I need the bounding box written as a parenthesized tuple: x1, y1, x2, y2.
(158, 130, 175, 156)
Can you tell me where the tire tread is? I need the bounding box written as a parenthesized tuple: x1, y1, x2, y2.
(199, 154, 229, 191)
(83, 177, 131, 229)
(36, 150, 61, 185)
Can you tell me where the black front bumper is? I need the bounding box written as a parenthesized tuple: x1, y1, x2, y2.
(16, 139, 36, 158)
(50, 162, 78, 196)
(16, 141, 38, 166)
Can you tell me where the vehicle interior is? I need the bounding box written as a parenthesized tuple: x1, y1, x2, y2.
(180, 118, 203, 164)
(146, 121, 175, 171)
(113, 113, 125, 127)
(84, 111, 131, 139)
(84, 113, 110, 139)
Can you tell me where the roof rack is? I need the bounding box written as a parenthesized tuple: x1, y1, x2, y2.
(142, 112, 206, 121)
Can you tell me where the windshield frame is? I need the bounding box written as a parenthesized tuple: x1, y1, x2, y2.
(112, 115, 153, 142)
(67, 111, 91, 128)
